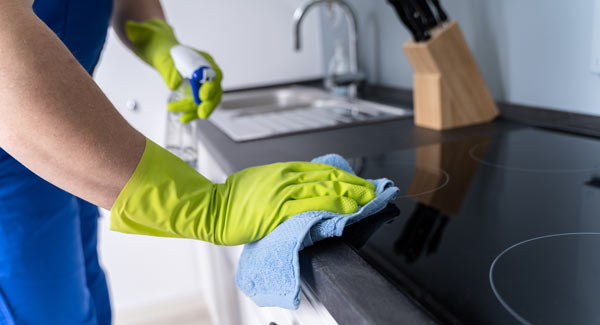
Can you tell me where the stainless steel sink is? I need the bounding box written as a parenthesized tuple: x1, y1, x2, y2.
(208, 86, 413, 142)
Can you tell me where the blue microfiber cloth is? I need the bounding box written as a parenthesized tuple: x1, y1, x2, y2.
(235, 153, 400, 309)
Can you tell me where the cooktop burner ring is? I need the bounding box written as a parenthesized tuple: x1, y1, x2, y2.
(469, 143, 600, 173)
(400, 165, 449, 199)
(372, 161, 450, 199)
(490, 232, 600, 325)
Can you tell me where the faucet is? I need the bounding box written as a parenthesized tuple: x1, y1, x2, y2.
(293, 0, 363, 96)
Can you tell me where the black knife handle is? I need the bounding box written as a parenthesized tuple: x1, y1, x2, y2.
(404, 0, 431, 41)
(387, 0, 419, 41)
(412, 0, 438, 29)
(428, 0, 448, 22)
(388, 0, 430, 42)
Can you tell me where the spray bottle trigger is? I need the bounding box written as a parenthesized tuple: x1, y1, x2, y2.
(190, 66, 217, 106)
(190, 67, 206, 105)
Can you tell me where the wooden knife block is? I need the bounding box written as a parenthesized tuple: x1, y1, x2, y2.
(403, 21, 498, 130)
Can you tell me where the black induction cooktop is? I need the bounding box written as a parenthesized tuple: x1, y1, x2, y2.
(345, 127, 600, 324)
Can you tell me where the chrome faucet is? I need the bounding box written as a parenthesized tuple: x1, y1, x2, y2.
(293, 0, 363, 96)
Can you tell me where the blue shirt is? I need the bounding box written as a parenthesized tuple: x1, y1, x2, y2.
(33, 0, 114, 73)
(0, 0, 114, 217)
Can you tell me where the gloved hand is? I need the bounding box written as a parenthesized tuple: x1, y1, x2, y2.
(110, 139, 376, 246)
(125, 19, 223, 122)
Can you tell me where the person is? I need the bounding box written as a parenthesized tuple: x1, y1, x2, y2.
(0, 0, 376, 323)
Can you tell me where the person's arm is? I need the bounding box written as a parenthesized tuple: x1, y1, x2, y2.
(111, 0, 165, 50)
(0, 0, 376, 245)
(0, 1, 145, 209)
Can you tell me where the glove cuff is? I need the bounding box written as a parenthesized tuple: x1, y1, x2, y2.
(110, 138, 216, 241)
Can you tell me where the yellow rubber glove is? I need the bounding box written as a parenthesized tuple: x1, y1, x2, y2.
(125, 19, 223, 122)
(111, 139, 376, 246)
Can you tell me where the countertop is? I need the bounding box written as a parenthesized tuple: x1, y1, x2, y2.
(196, 81, 599, 324)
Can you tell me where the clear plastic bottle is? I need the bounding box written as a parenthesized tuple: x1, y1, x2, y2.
(165, 79, 198, 167)
(325, 40, 353, 98)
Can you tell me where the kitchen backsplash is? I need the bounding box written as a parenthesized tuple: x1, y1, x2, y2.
(320, 0, 600, 116)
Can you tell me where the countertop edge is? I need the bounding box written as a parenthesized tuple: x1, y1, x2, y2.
(300, 241, 437, 324)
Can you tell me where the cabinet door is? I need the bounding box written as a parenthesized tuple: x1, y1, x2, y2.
(94, 30, 169, 145)
(97, 209, 202, 312)
(234, 283, 339, 325)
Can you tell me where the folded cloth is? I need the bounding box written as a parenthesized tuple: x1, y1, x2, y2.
(235, 154, 400, 309)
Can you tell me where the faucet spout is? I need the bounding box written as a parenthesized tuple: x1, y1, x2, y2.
(293, 0, 321, 51)
(293, 0, 359, 74)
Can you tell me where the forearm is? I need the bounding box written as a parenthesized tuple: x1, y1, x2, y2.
(0, 1, 145, 209)
(112, 0, 166, 49)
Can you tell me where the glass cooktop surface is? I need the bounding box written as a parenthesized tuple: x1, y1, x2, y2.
(344, 127, 600, 324)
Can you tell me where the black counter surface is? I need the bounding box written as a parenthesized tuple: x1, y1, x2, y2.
(196, 82, 600, 324)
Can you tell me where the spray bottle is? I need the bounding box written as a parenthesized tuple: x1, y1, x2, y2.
(165, 45, 216, 167)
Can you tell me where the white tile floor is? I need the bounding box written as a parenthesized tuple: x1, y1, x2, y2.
(114, 295, 212, 325)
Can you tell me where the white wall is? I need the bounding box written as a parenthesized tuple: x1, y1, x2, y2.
(321, 0, 600, 116)
(163, 0, 325, 90)
(93, 0, 325, 313)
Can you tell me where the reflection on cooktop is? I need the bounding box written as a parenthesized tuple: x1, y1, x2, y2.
(394, 203, 449, 263)
(470, 128, 600, 172)
(350, 158, 450, 199)
(490, 233, 600, 325)
(342, 204, 400, 250)
(344, 127, 600, 324)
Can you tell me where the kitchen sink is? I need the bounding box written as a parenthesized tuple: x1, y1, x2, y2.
(208, 86, 413, 142)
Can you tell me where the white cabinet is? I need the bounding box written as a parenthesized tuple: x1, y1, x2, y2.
(97, 210, 202, 311)
(234, 283, 338, 325)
